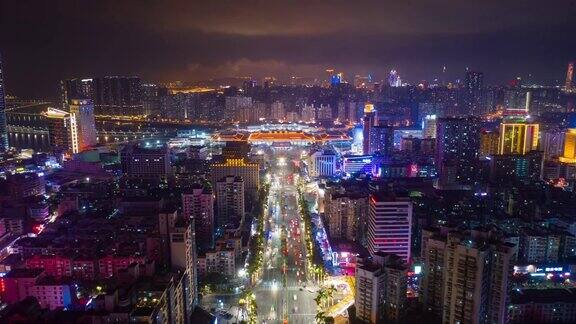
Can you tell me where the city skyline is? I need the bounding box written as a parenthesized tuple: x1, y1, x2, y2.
(2, 0, 576, 98)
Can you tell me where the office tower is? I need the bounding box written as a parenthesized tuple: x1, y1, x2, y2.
(368, 126, 394, 156)
(565, 62, 574, 91)
(270, 101, 285, 121)
(182, 184, 214, 249)
(225, 95, 252, 122)
(355, 253, 407, 323)
(435, 117, 481, 187)
(308, 149, 337, 177)
(211, 158, 259, 203)
(215, 176, 245, 227)
(480, 130, 499, 158)
(498, 122, 539, 155)
(69, 99, 97, 151)
(363, 103, 377, 154)
(442, 232, 516, 324)
(463, 71, 484, 115)
(301, 104, 316, 123)
(0, 53, 9, 151)
(559, 128, 576, 163)
(120, 144, 171, 180)
(422, 114, 437, 138)
(367, 191, 412, 263)
(324, 189, 367, 242)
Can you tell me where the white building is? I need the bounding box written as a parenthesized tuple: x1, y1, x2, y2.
(367, 192, 412, 263)
(308, 150, 337, 177)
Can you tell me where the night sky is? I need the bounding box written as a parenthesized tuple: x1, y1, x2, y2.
(2, 0, 576, 98)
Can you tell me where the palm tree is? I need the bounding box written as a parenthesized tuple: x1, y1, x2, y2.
(315, 311, 327, 323)
(314, 289, 326, 310)
(325, 286, 336, 307)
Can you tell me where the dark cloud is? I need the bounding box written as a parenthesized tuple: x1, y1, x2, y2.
(1, 0, 575, 98)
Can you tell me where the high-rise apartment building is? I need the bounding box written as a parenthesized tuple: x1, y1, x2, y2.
(324, 190, 368, 242)
(421, 228, 516, 324)
(211, 158, 259, 203)
(182, 184, 214, 249)
(270, 101, 285, 121)
(367, 191, 412, 263)
(436, 117, 481, 187)
(0, 53, 9, 151)
(368, 126, 394, 156)
(225, 95, 252, 122)
(463, 70, 485, 115)
(62, 77, 144, 115)
(316, 104, 332, 122)
(355, 253, 407, 323)
(498, 122, 539, 155)
(443, 232, 516, 324)
(215, 176, 245, 227)
(301, 104, 316, 123)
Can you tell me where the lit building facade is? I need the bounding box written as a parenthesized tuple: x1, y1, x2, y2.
(559, 128, 576, 163)
(367, 192, 412, 263)
(211, 158, 259, 203)
(308, 149, 337, 177)
(498, 122, 539, 155)
(69, 99, 97, 151)
(362, 103, 377, 155)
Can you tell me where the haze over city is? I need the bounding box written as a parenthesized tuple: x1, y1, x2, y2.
(1, 1, 576, 324)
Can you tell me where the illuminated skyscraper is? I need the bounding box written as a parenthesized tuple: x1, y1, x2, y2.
(0, 53, 9, 151)
(46, 108, 76, 153)
(69, 99, 97, 152)
(565, 62, 574, 91)
(463, 71, 485, 115)
(363, 103, 377, 154)
(498, 122, 539, 155)
(559, 128, 576, 163)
